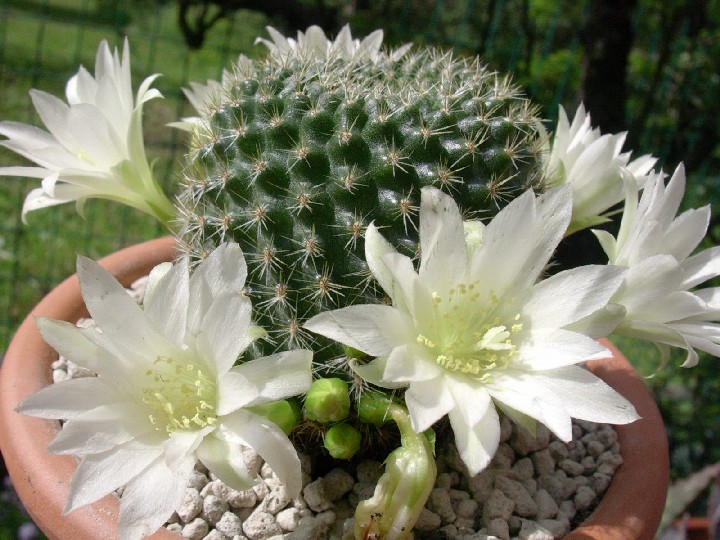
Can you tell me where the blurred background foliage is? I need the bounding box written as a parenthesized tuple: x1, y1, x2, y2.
(0, 0, 719, 536)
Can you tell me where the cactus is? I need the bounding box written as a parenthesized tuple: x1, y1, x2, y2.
(177, 29, 546, 366)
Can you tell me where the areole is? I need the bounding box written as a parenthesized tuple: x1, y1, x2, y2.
(0, 237, 669, 540)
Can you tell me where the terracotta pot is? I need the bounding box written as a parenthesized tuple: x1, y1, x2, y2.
(685, 517, 710, 540)
(0, 237, 669, 540)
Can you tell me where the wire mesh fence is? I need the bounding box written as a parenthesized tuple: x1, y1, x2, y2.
(0, 0, 718, 355)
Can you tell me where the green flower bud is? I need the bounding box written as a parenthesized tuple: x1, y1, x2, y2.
(304, 378, 351, 423)
(358, 391, 393, 427)
(323, 422, 362, 460)
(249, 399, 302, 435)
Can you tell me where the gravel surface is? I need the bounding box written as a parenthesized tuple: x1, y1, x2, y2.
(48, 277, 624, 540)
(151, 416, 621, 540)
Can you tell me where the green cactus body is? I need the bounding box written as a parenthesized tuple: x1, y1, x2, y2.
(178, 43, 545, 366)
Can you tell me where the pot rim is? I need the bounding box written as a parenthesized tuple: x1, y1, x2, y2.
(0, 236, 668, 540)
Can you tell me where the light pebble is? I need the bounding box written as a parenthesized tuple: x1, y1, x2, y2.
(201, 529, 224, 540)
(202, 495, 228, 526)
(276, 507, 300, 531)
(429, 488, 457, 524)
(182, 517, 209, 540)
(518, 518, 554, 540)
(215, 511, 243, 537)
(242, 511, 282, 540)
(355, 460, 383, 484)
(533, 489, 558, 520)
(302, 479, 332, 513)
(482, 489, 515, 523)
(486, 517, 510, 540)
(322, 469, 355, 502)
(495, 476, 536, 518)
(258, 485, 291, 515)
(177, 488, 203, 523)
(415, 508, 442, 531)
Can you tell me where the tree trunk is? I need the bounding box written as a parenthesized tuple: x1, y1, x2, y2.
(580, 0, 637, 133)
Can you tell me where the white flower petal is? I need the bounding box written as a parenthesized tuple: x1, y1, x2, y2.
(16, 377, 120, 419)
(0, 165, 52, 178)
(196, 294, 252, 375)
(418, 186, 467, 292)
(188, 242, 247, 334)
(534, 366, 638, 425)
(29, 90, 78, 151)
(218, 409, 303, 498)
(382, 251, 421, 315)
(163, 427, 216, 470)
(486, 372, 573, 441)
(117, 454, 195, 540)
(365, 224, 405, 309)
(233, 349, 313, 408)
(448, 404, 500, 476)
(77, 255, 174, 359)
(520, 329, 611, 370)
(405, 378, 454, 433)
(470, 187, 572, 295)
(142, 261, 173, 306)
(383, 344, 443, 383)
(197, 434, 257, 492)
(565, 303, 627, 339)
(445, 377, 493, 428)
(681, 246, 720, 289)
(523, 265, 626, 330)
(217, 370, 258, 415)
(64, 439, 163, 514)
(664, 206, 710, 261)
(350, 356, 407, 389)
(47, 403, 156, 455)
(142, 258, 189, 347)
(35, 317, 125, 380)
(304, 304, 406, 356)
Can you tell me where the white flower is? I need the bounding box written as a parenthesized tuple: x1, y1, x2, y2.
(0, 39, 174, 225)
(305, 186, 637, 475)
(542, 104, 657, 234)
(594, 165, 720, 367)
(17, 243, 312, 540)
(170, 55, 254, 132)
(256, 24, 411, 63)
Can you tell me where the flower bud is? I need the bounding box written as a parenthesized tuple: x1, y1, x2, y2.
(358, 391, 393, 427)
(250, 399, 302, 435)
(304, 378, 351, 423)
(323, 422, 362, 460)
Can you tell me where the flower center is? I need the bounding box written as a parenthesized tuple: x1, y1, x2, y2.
(142, 356, 218, 433)
(416, 283, 522, 381)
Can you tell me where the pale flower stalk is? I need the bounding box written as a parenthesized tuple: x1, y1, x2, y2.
(595, 165, 720, 367)
(351, 403, 436, 540)
(17, 243, 312, 540)
(542, 104, 657, 234)
(306, 185, 638, 475)
(0, 40, 174, 225)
